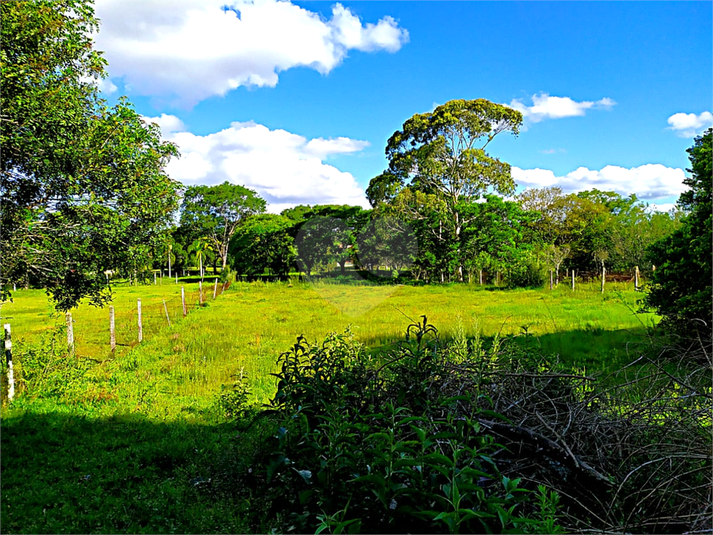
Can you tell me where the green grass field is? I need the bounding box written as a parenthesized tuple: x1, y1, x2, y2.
(2, 279, 656, 408)
(1, 279, 661, 533)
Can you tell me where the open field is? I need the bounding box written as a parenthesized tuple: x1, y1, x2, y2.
(1, 280, 665, 533)
(2, 279, 657, 407)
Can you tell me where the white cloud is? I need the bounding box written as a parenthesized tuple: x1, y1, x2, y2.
(667, 111, 713, 138)
(645, 203, 677, 214)
(143, 115, 370, 211)
(142, 113, 186, 135)
(512, 164, 687, 200)
(94, 0, 408, 106)
(508, 93, 615, 124)
(80, 74, 118, 94)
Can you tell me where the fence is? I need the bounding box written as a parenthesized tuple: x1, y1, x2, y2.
(5, 280, 231, 370)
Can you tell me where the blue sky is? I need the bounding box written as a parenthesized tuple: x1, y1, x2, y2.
(94, 0, 712, 213)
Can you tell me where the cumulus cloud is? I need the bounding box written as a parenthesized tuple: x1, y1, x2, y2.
(143, 115, 370, 212)
(94, 0, 408, 106)
(512, 164, 686, 200)
(508, 93, 615, 124)
(667, 111, 713, 138)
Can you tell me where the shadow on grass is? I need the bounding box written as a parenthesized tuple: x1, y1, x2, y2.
(1, 409, 253, 534)
(357, 325, 656, 377)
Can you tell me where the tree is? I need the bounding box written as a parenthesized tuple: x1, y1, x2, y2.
(187, 238, 214, 280)
(229, 214, 296, 278)
(645, 129, 712, 332)
(179, 182, 266, 270)
(290, 205, 367, 276)
(460, 196, 541, 287)
(366, 99, 522, 281)
(1, 0, 180, 310)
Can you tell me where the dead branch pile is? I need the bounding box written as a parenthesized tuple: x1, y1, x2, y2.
(438, 334, 712, 534)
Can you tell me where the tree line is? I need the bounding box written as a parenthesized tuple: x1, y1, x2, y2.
(2, 0, 710, 333)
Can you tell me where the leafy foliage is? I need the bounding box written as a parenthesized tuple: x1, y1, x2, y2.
(229, 214, 296, 278)
(367, 99, 523, 282)
(1, 0, 180, 310)
(645, 129, 712, 332)
(232, 320, 563, 534)
(180, 182, 266, 270)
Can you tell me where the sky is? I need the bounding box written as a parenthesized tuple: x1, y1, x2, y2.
(92, 0, 712, 214)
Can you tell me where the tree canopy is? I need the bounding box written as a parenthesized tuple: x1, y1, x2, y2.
(367, 99, 523, 282)
(1, 0, 180, 310)
(645, 128, 712, 332)
(179, 182, 266, 270)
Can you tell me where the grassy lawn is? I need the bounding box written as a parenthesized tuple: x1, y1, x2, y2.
(1, 280, 660, 533)
(2, 279, 656, 405)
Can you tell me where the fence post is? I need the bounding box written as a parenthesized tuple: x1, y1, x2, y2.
(199, 281, 203, 305)
(110, 306, 116, 352)
(4, 324, 14, 402)
(13, 283, 17, 292)
(154, 272, 157, 285)
(571, 269, 575, 291)
(601, 266, 606, 294)
(549, 269, 553, 290)
(635, 265, 640, 291)
(175, 273, 178, 284)
(181, 286, 187, 317)
(138, 298, 143, 342)
(163, 300, 171, 327)
(478, 269, 483, 285)
(213, 278, 218, 300)
(66, 312, 74, 353)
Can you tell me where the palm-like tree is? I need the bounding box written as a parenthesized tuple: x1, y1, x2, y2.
(188, 238, 214, 281)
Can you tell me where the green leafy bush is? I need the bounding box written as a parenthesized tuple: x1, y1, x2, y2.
(241, 319, 561, 534)
(15, 327, 89, 398)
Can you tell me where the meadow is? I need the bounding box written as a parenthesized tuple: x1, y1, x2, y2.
(1, 279, 663, 533)
(2, 278, 656, 408)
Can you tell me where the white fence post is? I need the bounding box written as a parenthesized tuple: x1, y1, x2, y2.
(163, 300, 171, 327)
(66, 312, 74, 352)
(181, 286, 187, 317)
(4, 324, 14, 402)
(110, 306, 116, 352)
(138, 299, 143, 343)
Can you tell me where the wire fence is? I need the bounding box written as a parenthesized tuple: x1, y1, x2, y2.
(62, 279, 231, 359)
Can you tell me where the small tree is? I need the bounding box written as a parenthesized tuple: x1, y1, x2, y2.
(543, 245, 570, 285)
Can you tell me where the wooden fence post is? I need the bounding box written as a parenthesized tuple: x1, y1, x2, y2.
(4, 324, 14, 402)
(213, 278, 218, 300)
(601, 266, 606, 294)
(181, 286, 187, 317)
(635, 265, 640, 291)
(66, 312, 74, 352)
(163, 300, 171, 327)
(137, 298, 143, 342)
(199, 281, 203, 305)
(549, 269, 553, 290)
(110, 306, 116, 352)
(175, 273, 178, 284)
(571, 269, 575, 291)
